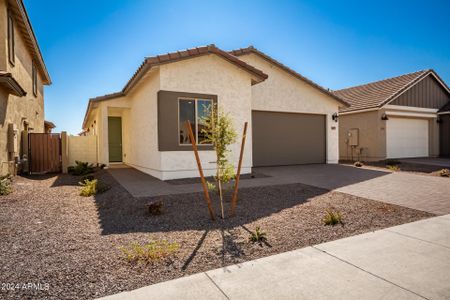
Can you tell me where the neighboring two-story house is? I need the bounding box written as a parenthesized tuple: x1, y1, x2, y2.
(0, 0, 51, 175)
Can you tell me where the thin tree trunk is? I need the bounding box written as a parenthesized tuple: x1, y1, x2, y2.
(218, 178, 224, 219)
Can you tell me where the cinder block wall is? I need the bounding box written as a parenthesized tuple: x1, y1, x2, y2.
(67, 135, 97, 167)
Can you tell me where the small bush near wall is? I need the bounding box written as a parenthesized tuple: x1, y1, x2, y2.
(68, 161, 95, 176)
(79, 179, 110, 197)
(353, 161, 364, 167)
(0, 176, 12, 196)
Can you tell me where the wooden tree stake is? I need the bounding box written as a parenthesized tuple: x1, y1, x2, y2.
(230, 122, 248, 216)
(186, 120, 215, 221)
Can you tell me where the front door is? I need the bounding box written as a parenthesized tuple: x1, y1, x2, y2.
(108, 117, 123, 162)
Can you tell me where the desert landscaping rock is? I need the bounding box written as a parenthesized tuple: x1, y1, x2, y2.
(0, 171, 432, 300)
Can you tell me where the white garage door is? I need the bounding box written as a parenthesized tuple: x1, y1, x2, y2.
(386, 117, 429, 158)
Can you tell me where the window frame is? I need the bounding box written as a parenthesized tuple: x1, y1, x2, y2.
(177, 97, 214, 146)
(32, 61, 37, 97)
(7, 9, 15, 66)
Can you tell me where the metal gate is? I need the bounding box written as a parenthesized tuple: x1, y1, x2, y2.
(28, 133, 62, 174)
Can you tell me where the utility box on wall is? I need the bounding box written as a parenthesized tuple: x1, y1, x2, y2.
(7, 123, 18, 155)
(347, 128, 359, 146)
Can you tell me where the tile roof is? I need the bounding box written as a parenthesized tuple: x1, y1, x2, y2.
(229, 46, 349, 107)
(83, 45, 268, 128)
(335, 70, 432, 113)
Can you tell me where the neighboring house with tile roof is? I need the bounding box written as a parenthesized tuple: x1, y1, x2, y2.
(82, 45, 348, 180)
(335, 69, 450, 160)
(0, 0, 51, 175)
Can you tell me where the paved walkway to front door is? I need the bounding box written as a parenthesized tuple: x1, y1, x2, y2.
(98, 215, 450, 300)
(108, 164, 450, 215)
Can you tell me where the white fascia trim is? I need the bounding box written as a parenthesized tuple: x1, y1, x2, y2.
(438, 111, 450, 115)
(385, 110, 437, 119)
(384, 105, 438, 113)
(339, 107, 379, 115)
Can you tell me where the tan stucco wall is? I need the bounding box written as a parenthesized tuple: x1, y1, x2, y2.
(158, 54, 253, 180)
(339, 110, 387, 161)
(237, 53, 342, 163)
(68, 135, 97, 166)
(0, 0, 45, 175)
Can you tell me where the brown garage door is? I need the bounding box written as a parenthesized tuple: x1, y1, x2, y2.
(252, 111, 326, 166)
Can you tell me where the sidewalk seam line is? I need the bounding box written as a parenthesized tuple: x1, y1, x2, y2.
(311, 246, 430, 300)
(204, 272, 230, 300)
(384, 229, 450, 250)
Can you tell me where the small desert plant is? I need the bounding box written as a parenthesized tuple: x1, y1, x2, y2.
(439, 168, 450, 177)
(249, 226, 267, 243)
(353, 161, 363, 167)
(68, 161, 95, 176)
(323, 209, 343, 226)
(119, 240, 179, 264)
(79, 179, 110, 197)
(0, 177, 12, 196)
(146, 200, 164, 215)
(386, 165, 400, 171)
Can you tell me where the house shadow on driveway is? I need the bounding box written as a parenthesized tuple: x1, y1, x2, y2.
(94, 164, 390, 235)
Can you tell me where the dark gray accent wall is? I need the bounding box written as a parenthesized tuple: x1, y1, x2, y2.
(440, 114, 450, 157)
(157, 90, 217, 151)
(391, 75, 450, 109)
(252, 111, 326, 166)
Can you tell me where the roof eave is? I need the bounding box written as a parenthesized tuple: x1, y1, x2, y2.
(13, 0, 51, 85)
(230, 46, 349, 107)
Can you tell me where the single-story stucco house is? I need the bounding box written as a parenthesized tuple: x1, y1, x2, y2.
(82, 45, 349, 180)
(336, 69, 450, 161)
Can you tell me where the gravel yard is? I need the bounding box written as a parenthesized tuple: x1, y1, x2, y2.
(0, 170, 433, 300)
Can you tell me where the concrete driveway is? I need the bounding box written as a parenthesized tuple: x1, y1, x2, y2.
(108, 164, 450, 215)
(98, 215, 450, 300)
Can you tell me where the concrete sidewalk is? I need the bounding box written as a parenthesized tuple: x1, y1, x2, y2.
(98, 215, 450, 300)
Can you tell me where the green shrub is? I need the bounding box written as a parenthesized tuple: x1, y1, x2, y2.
(249, 226, 267, 243)
(323, 209, 343, 226)
(79, 179, 110, 197)
(386, 165, 400, 171)
(0, 177, 12, 196)
(439, 169, 450, 177)
(353, 161, 363, 167)
(119, 240, 179, 264)
(68, 161, 95, 176)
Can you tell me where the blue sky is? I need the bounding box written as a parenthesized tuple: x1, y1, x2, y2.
(25, 0, 450, 134)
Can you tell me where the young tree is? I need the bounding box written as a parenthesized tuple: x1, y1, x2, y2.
(201, 104, 237, 219)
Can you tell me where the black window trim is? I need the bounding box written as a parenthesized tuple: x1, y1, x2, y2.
(177, 97, 214, 146)
(32, 61, 37, 97)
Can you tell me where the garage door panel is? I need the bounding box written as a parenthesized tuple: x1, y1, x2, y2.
(386, 117, 429, 158)
(252, 111, 326, 166)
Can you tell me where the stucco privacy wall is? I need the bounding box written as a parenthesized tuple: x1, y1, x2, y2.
(237, 53, 341, 163)
(67, 135, 97, 166)
(158, 54, 254, 180)
(0, 0, 45, 175)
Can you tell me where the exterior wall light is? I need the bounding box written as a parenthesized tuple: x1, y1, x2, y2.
(332, 113, 338, 122)
(381, 113, 389, 120)
(437, 117, 442, 124)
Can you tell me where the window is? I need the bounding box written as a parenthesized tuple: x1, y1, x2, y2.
(7, 10, 14, 65)
(178, 98, 213, 145)
(32, 62, 37, 96)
